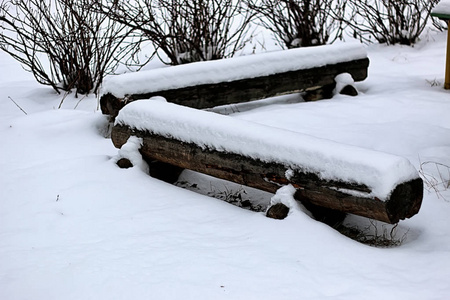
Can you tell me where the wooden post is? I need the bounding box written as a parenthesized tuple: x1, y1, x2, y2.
(431, 10, 450, 89)
(446, 20, 450, 89)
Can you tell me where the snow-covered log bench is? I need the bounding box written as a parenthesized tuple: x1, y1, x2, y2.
(101, 43, 369, 119)
(111, 100, 423, 224)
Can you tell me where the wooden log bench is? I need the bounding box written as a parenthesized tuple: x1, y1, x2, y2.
(100, 43, 369, 119)
(111, 100, 423, 224)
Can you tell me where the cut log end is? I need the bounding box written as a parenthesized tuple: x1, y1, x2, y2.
(386, 178, 424, 223)
(100, 93, 126, 119)
(148, 160, 184, 184)
(339, 85, 358, 96)
(117, 158, 133, 169)
(266, 203, 290, 219)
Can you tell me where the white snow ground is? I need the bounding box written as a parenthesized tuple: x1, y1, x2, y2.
(1, 31, 450, 300)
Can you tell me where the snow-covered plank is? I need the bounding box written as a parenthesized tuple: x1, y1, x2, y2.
(112, 100, 423, 224)
(100, 43, 369, 118)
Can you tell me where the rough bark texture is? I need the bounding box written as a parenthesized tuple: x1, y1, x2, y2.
(101, 58, 369, 118)
(111, 125, 423, 224)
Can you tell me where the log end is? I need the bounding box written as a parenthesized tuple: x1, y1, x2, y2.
(339, 85, 358, 96)
(100, 93, 126, 119)
(117, 158, 133, 169)
(266, 203, 290, 220)
(386, 177, 424, 223)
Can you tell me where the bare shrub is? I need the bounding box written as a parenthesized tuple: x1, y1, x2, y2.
(431, 19, 448, 32)
(346, 0, 440, 46)
(430, 13, 448, 32)
(338, 220, 408, 247)
(419, 161, 450, 201)
(100, 0, 255, 65)
(246, 0, 346, 49)
(0, 0, 135, 95)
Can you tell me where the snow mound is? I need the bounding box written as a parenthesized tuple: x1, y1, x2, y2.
(115, 100, 420, 201)
(334, 73, 357, 95)
(114, 136, 149, 173)
(102, 43, 367, 98)
(269, 185, 307, 217)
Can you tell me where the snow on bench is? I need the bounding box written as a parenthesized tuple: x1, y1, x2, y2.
(111, 100, 423, 224)
(100, 43, 369, 119)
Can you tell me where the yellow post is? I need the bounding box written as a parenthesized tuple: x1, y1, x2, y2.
(446, 20, 450, 89)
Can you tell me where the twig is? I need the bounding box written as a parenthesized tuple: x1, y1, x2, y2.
(418, 159, 450, 201)
(74, 95, 87, 109)
(58, 90, 71, 109)
(8, 96, 27, 115)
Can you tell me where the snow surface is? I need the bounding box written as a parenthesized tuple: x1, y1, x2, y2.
(101, 43, 367, 98)
(432, 0, 450, 16)
(1, 30, 450, 300)
(116, 99, 419, 200)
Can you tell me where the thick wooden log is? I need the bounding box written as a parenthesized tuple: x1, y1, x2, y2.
(101, 58, 369, 118)
(111, 124, 423, 224)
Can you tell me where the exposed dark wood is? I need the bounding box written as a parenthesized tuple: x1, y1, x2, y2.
(148, 160, 184, 184)
(266, 203, 290, 220)
(339, 85, 358, 96)
(299, 198, 347, 227)
(112, 124, 423, 224)
(101, 58, 369, 118)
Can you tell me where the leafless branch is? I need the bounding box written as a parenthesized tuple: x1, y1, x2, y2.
(0, 0, 138, 95)
(246, 0, 346, 49)
(99, 0, 256, 65)
(345, 0, 440, 45)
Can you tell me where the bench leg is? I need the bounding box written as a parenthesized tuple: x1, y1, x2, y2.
(295, 191, 347, 227)
(303, 83, 335, 101)
(148, 160, 184, 184)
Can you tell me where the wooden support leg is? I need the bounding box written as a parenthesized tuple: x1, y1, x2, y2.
(148, 160, 184, 184)
(295, 192, 347, 227)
